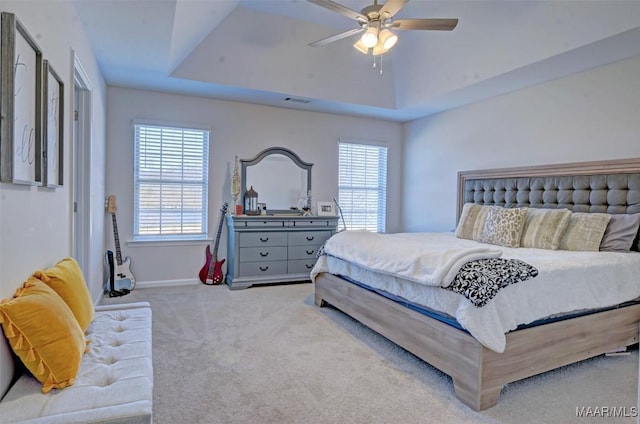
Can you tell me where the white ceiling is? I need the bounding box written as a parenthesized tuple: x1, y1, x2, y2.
(72, 0, 640, 122)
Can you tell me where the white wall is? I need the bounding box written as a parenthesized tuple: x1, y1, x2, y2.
(0, 0, 107, 393)
(393, 1, 640, 109)
(0, 1, 107, 302)
(402, 54, 640, 233)
(106, 87, 403, 285)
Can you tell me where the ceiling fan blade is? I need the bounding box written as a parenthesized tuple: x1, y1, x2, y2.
(308, 27, 364, 47)
(391, 18, 459, 31)
(307, 0, 368, 23)
(379, 0, 409, 19)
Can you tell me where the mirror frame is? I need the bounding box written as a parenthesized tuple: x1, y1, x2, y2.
(241, 147, 313, 214)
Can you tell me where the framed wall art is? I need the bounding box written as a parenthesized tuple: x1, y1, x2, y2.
(0, 12, 43, 185)
(42, 60, 64, 187)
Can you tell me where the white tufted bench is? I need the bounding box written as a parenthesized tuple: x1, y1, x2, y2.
(0, 302, 153, 423)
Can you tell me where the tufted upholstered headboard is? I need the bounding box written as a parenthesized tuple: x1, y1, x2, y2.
(457, 157, 640, 248)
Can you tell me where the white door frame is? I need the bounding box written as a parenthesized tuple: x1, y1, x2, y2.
(71, 53, 93, 276)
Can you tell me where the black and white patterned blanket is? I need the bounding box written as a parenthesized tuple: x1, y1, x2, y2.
(446, 258, 538, 307)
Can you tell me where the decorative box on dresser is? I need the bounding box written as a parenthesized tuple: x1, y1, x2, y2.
(225, 215, 339, 289)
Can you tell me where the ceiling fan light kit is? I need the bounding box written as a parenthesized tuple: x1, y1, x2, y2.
(307, 0, 458, 75)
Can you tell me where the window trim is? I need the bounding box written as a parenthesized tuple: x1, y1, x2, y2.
(133, 121, 210, 242)
(337, 138, 388, 233)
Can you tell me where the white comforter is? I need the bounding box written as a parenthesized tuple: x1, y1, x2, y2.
(320, 231, 502, 287)
(311, 232, 640, 353)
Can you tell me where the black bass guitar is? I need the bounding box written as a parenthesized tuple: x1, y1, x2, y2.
(105, 195, 135, 295)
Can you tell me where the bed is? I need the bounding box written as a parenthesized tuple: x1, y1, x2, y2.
(311, 157, 640, 411)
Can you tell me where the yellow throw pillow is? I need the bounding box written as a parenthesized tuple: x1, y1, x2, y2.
(0, 278, 87, 393)
(33, 257, 94, 332)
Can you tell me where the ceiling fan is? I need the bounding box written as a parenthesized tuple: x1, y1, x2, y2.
(307, 0, 458, 56)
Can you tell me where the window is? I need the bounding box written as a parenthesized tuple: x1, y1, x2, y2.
(134, 123, 209, 241)
(338, 141, 388, 232)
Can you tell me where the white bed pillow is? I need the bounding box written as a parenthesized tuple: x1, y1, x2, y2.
(559, 212, 611, 251)
(479, 207, 528, 248)
(520, 208, 572, 250)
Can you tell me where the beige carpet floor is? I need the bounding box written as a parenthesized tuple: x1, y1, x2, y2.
(102, 283, 638, 424)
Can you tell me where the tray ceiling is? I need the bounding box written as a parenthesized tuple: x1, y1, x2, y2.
(73, 0, 640, 122)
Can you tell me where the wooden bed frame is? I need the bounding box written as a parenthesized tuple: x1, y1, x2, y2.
(314, 157, 640, 411)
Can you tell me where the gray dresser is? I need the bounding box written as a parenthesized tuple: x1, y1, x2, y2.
(225, 215, 339, 289)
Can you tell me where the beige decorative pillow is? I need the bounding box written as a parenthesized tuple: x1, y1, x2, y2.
(479, 207, 528, 248)
(455, 203, 494, 241)
(559, 212, 612, 251)
(520, 208, 572, 250)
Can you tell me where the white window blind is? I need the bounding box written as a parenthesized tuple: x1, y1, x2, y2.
(338, 141, 388, 233)
(134, 123, 209, 241)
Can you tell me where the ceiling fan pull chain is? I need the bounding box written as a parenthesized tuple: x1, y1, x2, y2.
(372, 54, 383, 76)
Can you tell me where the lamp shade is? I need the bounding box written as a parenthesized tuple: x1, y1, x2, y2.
(372, 41, 386, 56)
(361, 27, 378, 48)
(353, 38, 369, 54)
(379, 29, 398, 50)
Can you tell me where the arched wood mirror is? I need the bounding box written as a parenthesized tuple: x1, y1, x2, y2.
(241, 147, 312, 214)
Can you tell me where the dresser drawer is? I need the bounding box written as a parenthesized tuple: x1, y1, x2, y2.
(239, 232, 287, 247)
(240, 246, 287, 262)
(239, 261, 287, 277)
(288, 259, 317, 274)
(244, 219, 285, 228)
(288, 231, 333, 246)
(288, 246, 321, 260)
(290, 219, 335, 227)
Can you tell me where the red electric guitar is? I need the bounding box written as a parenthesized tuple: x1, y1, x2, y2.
(199, 202, 229, 285)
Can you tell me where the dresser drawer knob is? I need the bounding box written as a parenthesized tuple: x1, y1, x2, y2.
(260, 237, 269, 242)
(259, 266, 269, 271)
(306, 236, 314, 241)
(260, 252, 269, 257)
(305, 264, 314, 269)
(306, 250, 314, 255)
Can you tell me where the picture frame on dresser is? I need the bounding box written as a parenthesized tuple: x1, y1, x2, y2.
(0, 12, 44, 185)
(316, 201, 336, 216)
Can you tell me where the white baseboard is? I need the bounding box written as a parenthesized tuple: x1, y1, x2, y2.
(96, 279, 204, 304)
(135, 278, 202, 289)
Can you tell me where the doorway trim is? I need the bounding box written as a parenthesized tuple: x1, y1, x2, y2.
(71, 52, 93, 277)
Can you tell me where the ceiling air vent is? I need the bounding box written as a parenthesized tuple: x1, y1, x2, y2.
(284, 97, 311, 104)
